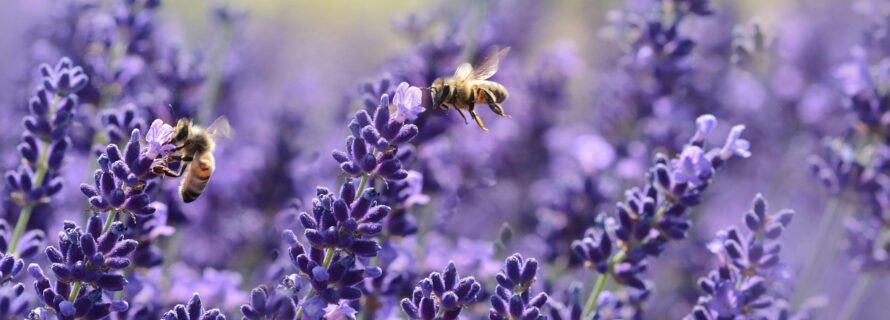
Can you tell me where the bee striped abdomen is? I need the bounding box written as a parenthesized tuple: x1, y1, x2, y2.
(179, 153, 215, 203)
(477, 81, 508, 103)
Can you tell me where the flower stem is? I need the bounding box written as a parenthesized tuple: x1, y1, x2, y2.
(8, 206, 34, 256)
(102, 209, 119, 235)
(583, 272, 610, 317)
(793, 197, 841, 304)
(582, 249, 626, 318)
(837, 273, 872, 320)
(69, 281, 82, 301)
(9, 95, 60, 256)
(356, 174, 370, 199)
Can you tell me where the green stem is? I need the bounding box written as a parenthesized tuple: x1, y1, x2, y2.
(322, 248, 335, 268)
(69, 281, 82, 301)
(356, 174, 370, 199)
(9, 95, 60, 255)
(583, 272, 610, 317)
(837, 273, 873, 320)
(102, 209, 119, 234)
(582, 250, 626, 318)
(793, 197, 841, 304)
(8, 206, 34, 256)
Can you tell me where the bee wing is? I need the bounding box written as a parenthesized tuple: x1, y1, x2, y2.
(206, 116, 234, 140)
(471, 47, 510, 80)
(453, 63, 473, 81)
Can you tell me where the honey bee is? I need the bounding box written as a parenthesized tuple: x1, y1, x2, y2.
(153, 116, 232, 203)
(430, 47, 511, 131)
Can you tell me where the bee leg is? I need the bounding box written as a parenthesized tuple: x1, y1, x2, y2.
(480, 89, 510, 118)
(166, 155, 194, 163)
(453, 107, 470, 125)
(468, 104, 489, 131)
(151, 162, 189, 177)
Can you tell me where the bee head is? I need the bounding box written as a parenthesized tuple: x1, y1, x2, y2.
(172, 119, 193, 144)
(430, 82, 450, 109)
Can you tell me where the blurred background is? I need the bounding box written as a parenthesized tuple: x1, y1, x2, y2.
(1, 0, 888, 319)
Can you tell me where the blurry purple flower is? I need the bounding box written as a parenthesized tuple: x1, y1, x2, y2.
(672, 146, 713, 187)
(575, 134, 615, 173)
(100, 104, 146, 145)
(691, 115, 717, 144)
(167, 264, 247, 311)
(324, 302, 358, 320)
(161, 293, 226, 320)
(717, 125, 751, 161)
(400, 170, 430, 207)
(145, 119, 175, 159)
(392, 82, 424, 122)
(835, 58, 871, 96)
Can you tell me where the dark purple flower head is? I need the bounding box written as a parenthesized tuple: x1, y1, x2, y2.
(80, 127, 169, 216)
(38, 216, 136, 291)
(400, 261, 481, 320)
(40, 57, 89, 97)
(162, 293, 227, 320)
(100, 104, 145, 146)
(240, 285, 298, 320)
(489, 254, 548, 320)
(5, 57, 88, 206)
(0, 221, 34, 319)
(332, 84, 422, 182)
(298, 181, 389, 257)
(282, 229, 381, 313)
(572, 228, 612, 274)
(28, 219, 135, 320)
(689, 194, 795, 319)
(0, 218, 44, 261)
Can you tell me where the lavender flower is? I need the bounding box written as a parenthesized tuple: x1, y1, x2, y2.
(489, 254, 548, 320)
(282, 228, 381, 319)
(5, 58, 86, 208)
(332, 85, 421, 182)
(688, 194, 794, 319)
(28, 216, 135, 319)
(100, 104, 145, 146)
(80, 127, 167, 216)
(400, 261, 481, 320)
(240, 285, 298, 320)
(392, 82, 425, 123)
(298, 182, 390, 257)
(571, 115, 750, 318)
(162, 293, 227, 320)
(0, 221, 33, 319)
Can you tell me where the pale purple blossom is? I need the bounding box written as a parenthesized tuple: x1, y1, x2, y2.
(391, 82, 424, 122)
(718, 125, 751, 160)
(691, 114, 717, 143)
(145, 119, 175, 159)
(400, 170, 430, 207)
(672, 146, 713, 187)
(324, 302, 358, 320)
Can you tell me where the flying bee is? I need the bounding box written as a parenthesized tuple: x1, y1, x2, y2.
(430, 47, 511, 131)
(152, 116, 232, 203)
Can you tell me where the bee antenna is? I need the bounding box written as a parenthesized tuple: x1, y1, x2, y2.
(167, 104, 179, 119)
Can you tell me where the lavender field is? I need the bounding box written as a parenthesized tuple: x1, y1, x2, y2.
(0, 0, 887, 319)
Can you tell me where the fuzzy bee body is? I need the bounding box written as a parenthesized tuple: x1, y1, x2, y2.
(155, 117, 231, 203)
(178, 127, 217, 203)
(430, 48, 511, 131)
